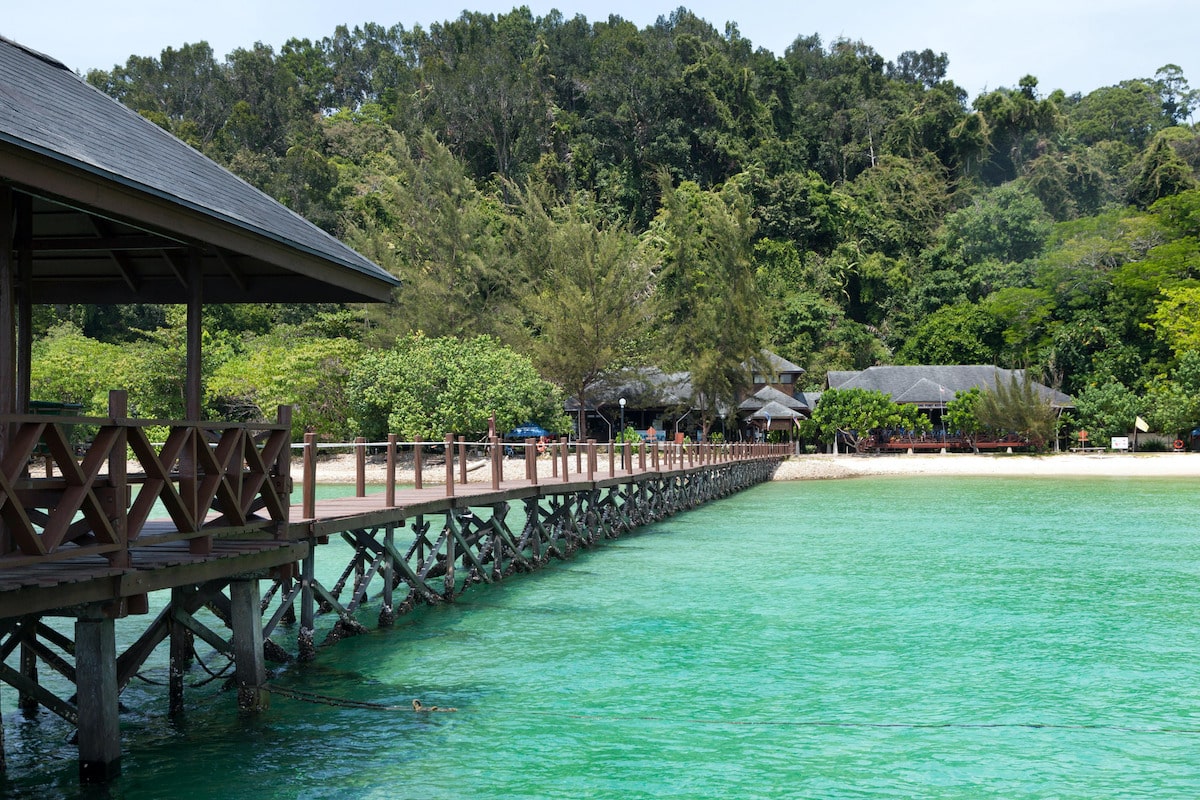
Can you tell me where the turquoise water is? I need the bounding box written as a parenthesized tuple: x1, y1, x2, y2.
(5, 476, 1200, 798)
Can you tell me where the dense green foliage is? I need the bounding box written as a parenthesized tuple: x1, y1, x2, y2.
(348, 333, 570, 440)
(28, 8, 1200, 437)
(808, 387, 928, 453)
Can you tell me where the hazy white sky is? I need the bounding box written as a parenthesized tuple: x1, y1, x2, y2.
(3, 1, 1197, 100)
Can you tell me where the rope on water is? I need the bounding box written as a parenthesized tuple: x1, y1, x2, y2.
(256, 689, 1200, 735)
(262, 684, 455, 712)
(522, 710, 1200, 735)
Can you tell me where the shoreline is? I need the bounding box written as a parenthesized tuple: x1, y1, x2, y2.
(773, 452, 1200, 480)
(297, 451, 1200, 484)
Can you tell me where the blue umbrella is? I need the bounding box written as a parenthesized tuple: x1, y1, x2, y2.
(506, 423, 550, 439)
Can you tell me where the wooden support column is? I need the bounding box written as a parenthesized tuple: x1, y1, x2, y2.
(0, 186, 12, 555)
(0, 185, 14, 451)
(380, 523, 395, 626)
(185, 247, 203, 421)
(168, 588, 189, 715)
(15, 193, 31, 418)
(76, 614, 121, 783)
(229, 579, 268, 710)
(299, 552, 316, 661)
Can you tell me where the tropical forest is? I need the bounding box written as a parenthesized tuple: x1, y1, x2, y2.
(34, 6, 1200, 442)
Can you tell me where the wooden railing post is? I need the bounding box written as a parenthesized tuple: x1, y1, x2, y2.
(609, 441, 615, 477)
(414, 437, 423, 490)
(458, 436, 467, 486)
(444, 434, 455, 497)
(526, 438, 537, 486)
(275, 405, 293, 522)
(386, 434, 397, 507)
(587, 439, 596, 480)
(560, 437, 569, 483)
(491, 435, 501, 490)
(107, 391, 131, 577)
(651, 437, 659, 470)
(624, 442, 632, 475)
(355, 436, 366, 498)
(302, 432, 316, 519)
(638, 440, 645, 472)
(575, 440, 582, 475)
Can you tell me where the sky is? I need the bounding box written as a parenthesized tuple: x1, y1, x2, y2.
(3, 1, 1198, 101)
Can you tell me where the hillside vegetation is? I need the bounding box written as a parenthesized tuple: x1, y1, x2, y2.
(39, 7, 1200, 437)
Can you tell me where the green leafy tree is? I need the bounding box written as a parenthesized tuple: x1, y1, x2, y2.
(348, 333, 569, 441)
(1142, 350, 1200, 437)
(1072, 380, 1142, 445)
(896, 302, 999, 365)
(29, 323, 133, 414)
(945, 386, 984, 452)
(208, 335, 364, 439)
(810, 387, 928, 453)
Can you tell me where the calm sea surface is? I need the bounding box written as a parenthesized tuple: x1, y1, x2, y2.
(5, 476, 1200, 798)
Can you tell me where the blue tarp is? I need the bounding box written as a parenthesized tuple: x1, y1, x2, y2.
(506, 424, 550, 439)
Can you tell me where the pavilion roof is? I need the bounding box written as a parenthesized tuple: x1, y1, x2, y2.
(827, 365, 1074, 408)
(0, 36, 398, 304)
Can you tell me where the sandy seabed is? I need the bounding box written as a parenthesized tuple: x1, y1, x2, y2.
(302, 450, 1200, 484)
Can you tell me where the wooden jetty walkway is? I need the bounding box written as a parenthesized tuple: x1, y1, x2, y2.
(0, 405, 787, 782)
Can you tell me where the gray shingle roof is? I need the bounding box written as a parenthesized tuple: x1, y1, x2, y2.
(0, 36, 398, 303)
(827, 365, 1074, 408)
(753, 350, 805, 376)
(749, 400, 802, 420)
(738, 385, 809, 412)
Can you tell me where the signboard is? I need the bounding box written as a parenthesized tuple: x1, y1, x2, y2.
(1111, 436, 1130, 451)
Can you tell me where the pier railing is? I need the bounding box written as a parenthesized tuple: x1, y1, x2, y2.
(0, 391, 291, 566)
(295, 433, 791, 518)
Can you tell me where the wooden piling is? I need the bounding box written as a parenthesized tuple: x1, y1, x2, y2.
(76, 614, 120, 783)
(230, 579, 268, 711)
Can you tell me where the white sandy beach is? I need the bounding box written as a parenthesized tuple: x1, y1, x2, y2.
(302, 450, 1200, 484)
(772, 451, 1200, 480)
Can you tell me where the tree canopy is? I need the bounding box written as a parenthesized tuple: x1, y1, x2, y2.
(23, 8, 1198, 439)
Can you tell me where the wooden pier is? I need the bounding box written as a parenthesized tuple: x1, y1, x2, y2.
(0, 410, 786, 782)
